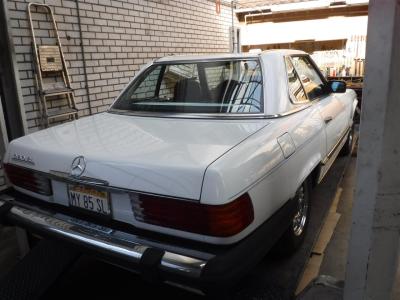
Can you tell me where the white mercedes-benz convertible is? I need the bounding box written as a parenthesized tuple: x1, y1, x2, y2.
(1, 50, 356, 293)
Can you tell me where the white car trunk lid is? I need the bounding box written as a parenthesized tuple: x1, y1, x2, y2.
(7, 113, 269, 200)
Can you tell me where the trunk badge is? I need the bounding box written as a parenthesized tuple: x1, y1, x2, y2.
(70, 156, 86, 177)
(12, 153, 35, 165)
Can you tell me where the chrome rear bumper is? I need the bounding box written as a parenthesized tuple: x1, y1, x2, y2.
(0, 189, 296, 294)
(0, 195, 208, 291)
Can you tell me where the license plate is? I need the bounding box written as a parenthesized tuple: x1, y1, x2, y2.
(68, 185, 111, 216)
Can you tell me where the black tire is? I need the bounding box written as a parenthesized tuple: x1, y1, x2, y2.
(340, 126, 354, 156)
(272, 179, 311, 257)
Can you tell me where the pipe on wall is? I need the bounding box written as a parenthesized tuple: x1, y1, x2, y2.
(75, 0, 93, 116)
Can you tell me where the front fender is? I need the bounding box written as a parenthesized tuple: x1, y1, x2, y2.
(347, 88, 358, 121)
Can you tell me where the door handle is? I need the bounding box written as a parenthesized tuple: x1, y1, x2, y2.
(324, 116, 333, 124)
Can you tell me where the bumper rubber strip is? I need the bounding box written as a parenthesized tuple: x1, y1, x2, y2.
(139, 248, 165, 283)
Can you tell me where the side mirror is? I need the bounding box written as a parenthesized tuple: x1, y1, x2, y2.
(329, 80, 347, 93)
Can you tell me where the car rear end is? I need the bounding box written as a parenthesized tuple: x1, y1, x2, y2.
(0, 180, 299, 294)
(0, 54, 296, 293)
(0, 120, 267, 294)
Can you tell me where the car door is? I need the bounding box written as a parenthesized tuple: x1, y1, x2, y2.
(284, 56, 327, 159)
(290, 55, 348, 155)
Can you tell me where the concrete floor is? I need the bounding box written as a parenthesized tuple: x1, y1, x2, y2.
(294, 153, 355, 299)
(319, 156, 356, 280)
(295, 155, 356, 300)
(298, 152, 400, 300)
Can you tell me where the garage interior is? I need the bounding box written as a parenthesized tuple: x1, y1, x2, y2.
(0, 0, 399, 299)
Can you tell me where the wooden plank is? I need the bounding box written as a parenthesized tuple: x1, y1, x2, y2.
(296, 186, 343, 295)
(237, 4, 369, 23)
(313, 212, 341, 255)
(296, 254, 325, 295)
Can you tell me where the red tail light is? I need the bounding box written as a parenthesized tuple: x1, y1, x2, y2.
(4, 164, 52, 196)
(131, 193, 254, 237)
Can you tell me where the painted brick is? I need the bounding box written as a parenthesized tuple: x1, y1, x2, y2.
(8, 0, 234, 132)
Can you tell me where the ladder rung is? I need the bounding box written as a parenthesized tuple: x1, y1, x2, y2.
(46, 108, 78, 119)
(42, 88, 73, 97)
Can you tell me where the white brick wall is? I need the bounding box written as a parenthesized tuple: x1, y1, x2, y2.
(7, 0, 234, 132)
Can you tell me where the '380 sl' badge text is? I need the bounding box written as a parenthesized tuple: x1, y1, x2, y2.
(11, 153, 35, 165)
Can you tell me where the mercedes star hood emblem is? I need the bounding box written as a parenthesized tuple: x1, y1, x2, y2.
(70, 156, 86, 177)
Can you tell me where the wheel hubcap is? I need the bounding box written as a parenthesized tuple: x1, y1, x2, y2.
(292, 185, 308, 236)
(348, 130, 353, 148)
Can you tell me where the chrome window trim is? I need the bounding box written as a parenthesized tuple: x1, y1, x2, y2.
(107, 109, 268, 120)
(283, 56, 310, 105)
(289, 54, 331, 102)
(107, 55, 317, 120)
(264, 104, 312, 118)
(290, 54, 329, 85)
(108, 58, 265, 117)
(154, 56, 260, 64)
(108, 104, 311, 120)
(108, 100, 312, 119)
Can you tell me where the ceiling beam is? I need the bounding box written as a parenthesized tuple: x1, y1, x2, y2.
(237, 4, 368, 24)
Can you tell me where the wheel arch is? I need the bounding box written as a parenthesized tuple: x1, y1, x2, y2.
(295, 153, 322, 195)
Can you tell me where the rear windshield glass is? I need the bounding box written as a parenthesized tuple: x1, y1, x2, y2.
(111, 60, 263, 114)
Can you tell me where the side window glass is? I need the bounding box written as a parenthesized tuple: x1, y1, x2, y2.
(285, 57, 307, 103)
(291, 56, 326, 100)
(129, 65, 162, 100)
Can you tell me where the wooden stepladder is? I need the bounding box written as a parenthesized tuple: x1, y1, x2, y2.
(28, 3, 78, 128)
